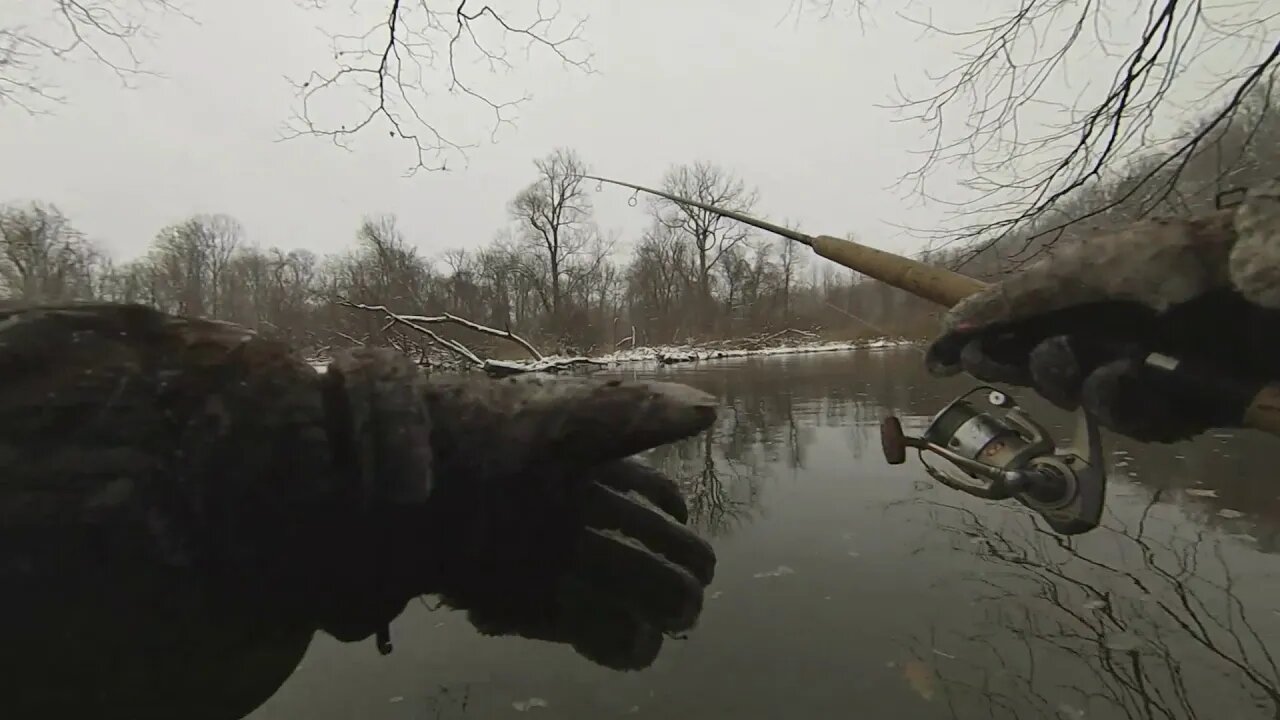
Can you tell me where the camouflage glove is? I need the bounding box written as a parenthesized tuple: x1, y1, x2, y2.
(926, 180, 1280, 443)
(0, 304, 716, 720)
(403, 369, 717, 670)
(321, 348, 719, 670)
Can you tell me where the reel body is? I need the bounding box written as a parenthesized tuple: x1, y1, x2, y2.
(880, 387, 1106, 535)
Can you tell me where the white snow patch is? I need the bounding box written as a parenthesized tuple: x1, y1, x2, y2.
(753, 565, 796, 578)
(306, 337, 917, 374)
(512, 698, 549, 712)
(1184, 488, 1219, 498)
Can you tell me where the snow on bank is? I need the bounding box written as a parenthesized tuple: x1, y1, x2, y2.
(616, 337, 915, 365)
(485, 336, 918, 373)
(309, 337, 918, 375)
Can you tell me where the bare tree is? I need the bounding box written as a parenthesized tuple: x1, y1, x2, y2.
(649, 161, 759, 334)
(626, 220, 693, 343)
(775, 235, 804, 320)
(348, 213, 434, 306)
(147, 213, 242, 316)
(0, 201, 101, 301)
(508, 147, 595, 338)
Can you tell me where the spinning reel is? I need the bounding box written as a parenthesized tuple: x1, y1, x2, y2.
(880, 387, 1107, 535)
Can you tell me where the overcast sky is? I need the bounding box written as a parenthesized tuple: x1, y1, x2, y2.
(1, 0, 1274, 264)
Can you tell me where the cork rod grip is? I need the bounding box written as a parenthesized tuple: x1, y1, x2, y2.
(810, 235, 987, 308)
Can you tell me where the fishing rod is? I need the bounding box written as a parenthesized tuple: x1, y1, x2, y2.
(585, 173, 1280, 536)
(582, 175, 981, 306)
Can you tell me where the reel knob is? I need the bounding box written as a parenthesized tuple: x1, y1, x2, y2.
(880, 416, 908, 465)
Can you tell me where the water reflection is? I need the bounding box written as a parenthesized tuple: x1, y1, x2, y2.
(639, 349, 956, 538)
(893, 493, 1280, 719)
(246, 348, 1280, 720)
(646, 350, 1280, 548)
(633, 349, 1280, 719)
(646, 432, 763, 535)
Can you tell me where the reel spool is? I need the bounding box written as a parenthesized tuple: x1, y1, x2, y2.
(880, 387, 1106, 535)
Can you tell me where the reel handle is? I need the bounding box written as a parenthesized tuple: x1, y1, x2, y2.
(880, 416, 911, 465)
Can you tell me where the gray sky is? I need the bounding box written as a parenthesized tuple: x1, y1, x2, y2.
(1, 0, 1273, 264)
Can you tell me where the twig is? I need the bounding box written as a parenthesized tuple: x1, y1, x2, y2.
(339, 299, 543, 360)
(334, 330, 367, 346)
(338, 298, 609, 376)
(396, 312, 543, 360)
(338, 298, 484, 367)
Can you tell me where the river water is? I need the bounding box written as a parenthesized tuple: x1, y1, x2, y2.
(249, 347, 1280, 720)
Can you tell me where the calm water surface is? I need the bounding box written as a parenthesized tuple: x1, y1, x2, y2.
(249, 348, 1280, 719)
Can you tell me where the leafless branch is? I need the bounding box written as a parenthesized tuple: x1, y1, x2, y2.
(614, 326, 636, 348)
(280, 0, 595, 176)
(779, 0, 870, 28)
(0, 0, 190, 113)
(339, 297, 485, 365)
(878, 0, 1280, 268)
(379, 307, 544, 360)
(338, 297, 611, 376)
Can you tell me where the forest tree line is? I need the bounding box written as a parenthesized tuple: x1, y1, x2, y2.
(2, 77, 1275, 359)
(0, 151, 931, 358)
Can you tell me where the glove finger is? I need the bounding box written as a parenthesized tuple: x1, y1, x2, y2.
(322, 347, 434, 505)
(924, 329, 970, 376)
(592, 461, 690, 524)
(1025, 334, 1140, 410)
(933, 314, 1078, 381)
(575, 526, 706, 633)
(1080, 359, 1208, 443)
(1025, 335, 1089, 409)
(930, 301, 1160, 381)
(422, 376, 718, 477)
(465, 582, 664, 671)
(957, 333, 1035, 386)
(581, 477, 715, 585)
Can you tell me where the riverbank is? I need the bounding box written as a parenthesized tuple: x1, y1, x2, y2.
(478, 336, 918, 375)
(309, 334, 919, 375)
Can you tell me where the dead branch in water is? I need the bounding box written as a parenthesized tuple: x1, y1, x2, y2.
(337, 299, 605, 376)
(615, 325, 637, 348)
(340, 298, 540, 358)
(741, 328, 819, 348)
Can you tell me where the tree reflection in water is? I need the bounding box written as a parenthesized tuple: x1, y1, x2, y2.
(633, 349, 970, 537)
(606, 350, 1280, 720)
(888, 492, 1280, 720)
(633, 354, 863, 536)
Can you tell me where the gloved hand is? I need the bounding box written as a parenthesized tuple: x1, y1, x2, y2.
(405, 369, 717, 670)
(0, 303, 717, 720)
(926, 180, 1280, 443)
